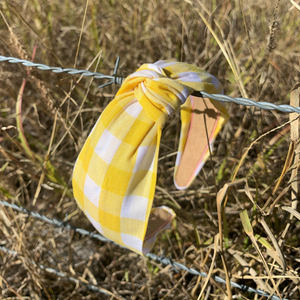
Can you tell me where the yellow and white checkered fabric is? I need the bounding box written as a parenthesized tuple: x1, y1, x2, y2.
(72, 60, 228, 255)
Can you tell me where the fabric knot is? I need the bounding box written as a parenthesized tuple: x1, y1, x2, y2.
(116, 63, 191, 124)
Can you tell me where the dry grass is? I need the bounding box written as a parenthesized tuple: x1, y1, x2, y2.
(1, 0, 300, 299)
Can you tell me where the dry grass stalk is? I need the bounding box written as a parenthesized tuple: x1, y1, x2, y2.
(290, 0, 300, 10)
(267, 0, 281, 54)
(280, 84, 300, 242)
(0, 11, 29, 61)
(240, 210, 280, 296)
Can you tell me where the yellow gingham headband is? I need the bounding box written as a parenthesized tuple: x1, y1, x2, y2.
(72, 61, 229, 255)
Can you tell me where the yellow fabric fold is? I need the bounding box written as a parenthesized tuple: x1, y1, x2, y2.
(72, 60, 229, 255)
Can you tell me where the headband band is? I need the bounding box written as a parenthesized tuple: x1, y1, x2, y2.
(72, 61, 229, 255)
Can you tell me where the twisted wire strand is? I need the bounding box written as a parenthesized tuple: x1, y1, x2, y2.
(0, 199, 289, 300)
(1, 55, 300, 114)
(0, 245, 125, 299)
(0, 199, 117, 245)
(195, 91, 300, 114)
(0, 55, 125, 85)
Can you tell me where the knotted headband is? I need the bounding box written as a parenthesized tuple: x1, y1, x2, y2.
(72, 61, 229, 255)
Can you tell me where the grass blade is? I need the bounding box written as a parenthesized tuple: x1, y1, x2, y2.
(16, 79, 35, 160)
(240, 210, 281, 297)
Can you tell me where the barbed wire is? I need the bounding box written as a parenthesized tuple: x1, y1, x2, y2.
(0, 198, 117, 244)
(194, 91, 300, 114)
(0, 55, 125, 88)
(0, 199, 289, 300)
(1, 54, 300, 114)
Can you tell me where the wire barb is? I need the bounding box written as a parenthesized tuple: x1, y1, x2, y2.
(97, 56, 125, 88)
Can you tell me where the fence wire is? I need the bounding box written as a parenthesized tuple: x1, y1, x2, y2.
(1, 54, 300, 114)
(0, 199, 289, 300)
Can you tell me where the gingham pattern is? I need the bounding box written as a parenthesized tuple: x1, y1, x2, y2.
(72, 61, 228, 255)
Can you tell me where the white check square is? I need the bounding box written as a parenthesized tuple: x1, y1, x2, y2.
(124, 100, 143, 118)
(121, 195, 148, 221)
(86, 210, 103, 234)
(121, 233, 143, 252)
(133, 145, 156, 173)
(94, 129, 122, 164)
(84, 174, 101, 208)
